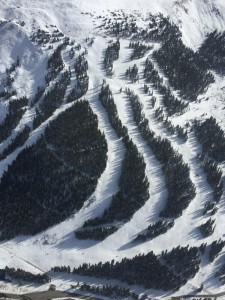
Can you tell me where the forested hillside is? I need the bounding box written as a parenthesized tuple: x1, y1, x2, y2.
(0, 0, 225, 298)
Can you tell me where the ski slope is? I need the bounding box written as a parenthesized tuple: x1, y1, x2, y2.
(0, 0, 225, 299)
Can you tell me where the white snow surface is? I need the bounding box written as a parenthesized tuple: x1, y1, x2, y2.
(0, 0, 225, 49)
(0, 0, 225, 299)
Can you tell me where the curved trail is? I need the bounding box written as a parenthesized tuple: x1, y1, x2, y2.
(80, 36, 126, 217)
(102, 43, 168, 250)
(1, 36, 225, 298)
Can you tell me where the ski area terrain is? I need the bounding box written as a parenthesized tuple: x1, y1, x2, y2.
(0, 0, 225, 299)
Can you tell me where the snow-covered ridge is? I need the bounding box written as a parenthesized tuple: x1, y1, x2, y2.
(1, 0, 225, 49)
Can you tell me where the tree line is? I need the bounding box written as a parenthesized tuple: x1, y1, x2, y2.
(110, 19, 138, 37)
(74, 53, 89, 98)
(200, 218, 215, 238)
(153, 106, 188, 142)
(194, 117, 225, 162)
(199, 30, 225, 74)
(197, 154, 223, 203)
(33, 70, 71, 129)
(126, 88, 196, 218)
(153, 36, 214, 101)
(0, 100, 107, 239)
(0, 125, 30, 160)
(104, 40, 120, 76)
(75, 82, 149, 241)
(209, 239, 225, 262)
(125, 64, 139, 82)
(203, 201, 218, 216)
(68, 246, 200, 291)
(0, 97, 28, 144)
(79, 283, 140, 300)
(144, 58, 189, 116)
(133, 220, 174, 243)
(145, 17, 215, 101)
(129, 42, 153, 60)
(161, 245, 200, 283)
(45, 44, 65, 85)
(5, 266, 50, 284)
(76, 139, 149, 241)
(0, 58, 20, 99)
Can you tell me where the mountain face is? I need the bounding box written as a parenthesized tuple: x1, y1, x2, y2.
(0, 0, 225, 48)
(0, 0, 225, 299)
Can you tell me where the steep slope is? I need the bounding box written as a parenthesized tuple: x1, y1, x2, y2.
(171, 0, 225, 49)
(0, 21, 47, 97)
(1, 0, 225, 49)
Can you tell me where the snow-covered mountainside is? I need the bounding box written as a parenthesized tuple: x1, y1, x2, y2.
(0, 0, 225, 299)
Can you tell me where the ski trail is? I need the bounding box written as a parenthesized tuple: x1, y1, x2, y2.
(1, 32, 225, 298)
(101, 39, 216, 254)
(0, 247, 45, 273)
(82, 36, 126, 216)
(91, 38, 168, 250)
